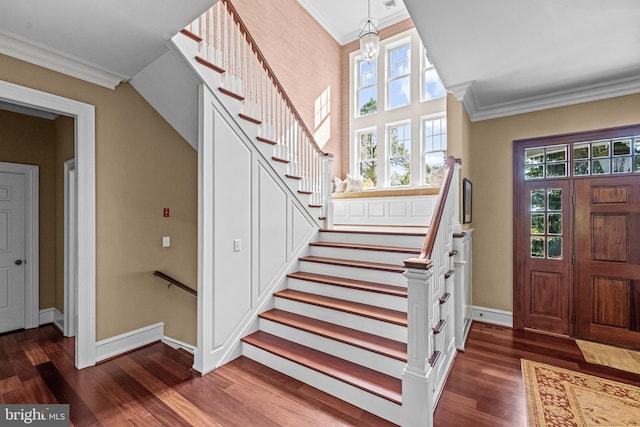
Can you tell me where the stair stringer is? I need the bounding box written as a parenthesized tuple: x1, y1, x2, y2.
(194, 84, 323, 374)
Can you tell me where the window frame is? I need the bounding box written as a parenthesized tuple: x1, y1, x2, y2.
(422, 114, 448, 185)
(387, 120, 412, 187)
(355, 56, 378, 118)
(356, 127, 378, 188)
(421, 46, 446, 102)
(386, 38, 412, 111)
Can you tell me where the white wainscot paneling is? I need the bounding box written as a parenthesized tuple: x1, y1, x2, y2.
(389, 201, 407, 217)
(332, 194, 438, 226)
(367, 202, 385, 217)
(291, 203, 315, 257)
(259, 164, 287, 297)
(213, 114, 252, 348)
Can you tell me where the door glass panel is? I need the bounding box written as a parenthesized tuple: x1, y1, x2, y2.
(525, 165, 544, 179)
(548, 237, 562, 259)
(593, 159, 610, 174)
(574, 143, 590, 159)
(612, 157, 631, 173)
(613, 139, 632, 156)
(546, 163, 566, 177)
(546, 146, 566, 162)
(525, 148, 544, 164)
(548, 189, 562, 211)
(592, 141, 610, 158)
(529, 188, 563, 260)
(531, 190, 545, 211)
(574, 161, 590, 176)
(548, 213, 562, 234)
(531, 237, 545, 258)
(635, 156, 640, 172)
(531, 214, 545, 234)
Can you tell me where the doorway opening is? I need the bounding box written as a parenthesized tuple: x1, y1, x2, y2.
(0, 80, 96, 368)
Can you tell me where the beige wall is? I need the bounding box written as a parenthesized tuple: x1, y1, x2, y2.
(231, 0, 343, 176)
(0, 109, 57, 309)
(469, 93, 640, 312)
(0, 54, 198, 344)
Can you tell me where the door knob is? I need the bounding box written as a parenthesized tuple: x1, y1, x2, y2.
(15, 260, 22, 265)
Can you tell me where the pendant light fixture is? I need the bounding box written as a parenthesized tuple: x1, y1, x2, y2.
(359, 0, 379, 64)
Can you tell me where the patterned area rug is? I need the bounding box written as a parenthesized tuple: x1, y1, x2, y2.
(576, 339, 640, 375)
(522, 359, 640, 426)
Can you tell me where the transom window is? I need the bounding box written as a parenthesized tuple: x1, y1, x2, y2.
(524, 135, 640, 180)
(388, 43, 411, 109)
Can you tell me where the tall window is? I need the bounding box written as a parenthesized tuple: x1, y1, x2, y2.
(357, 59, 377, 116)
(358, 130, 377, 188)
(422, 48, 446, 101)
(388, 43, 411, 109)
(389, 123, 411, 186)
(423, 116, 447, 184)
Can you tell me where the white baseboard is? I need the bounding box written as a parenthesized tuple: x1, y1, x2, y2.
(96, 322, 165, 362)
(472, 306, 513, 328)
(40, 307, 64, 332)
(162, 336, 196, 354)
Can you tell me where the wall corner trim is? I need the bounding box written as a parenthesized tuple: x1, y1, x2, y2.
(39, 307, 64, 331)
(471, 306, 513, 328)
(95, 322, 165, 363)
(162, 336, 197, 354)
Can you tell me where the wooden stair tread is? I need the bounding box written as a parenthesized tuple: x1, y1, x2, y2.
(242, 331, 402, 404)
(320, 228, 427, 237)
(300, 256, 404, 273)
(310, 241, 420, 254)
(260, 309, 407, 361)
(274, 289, 407, 326)
(287, 271, 407, 298)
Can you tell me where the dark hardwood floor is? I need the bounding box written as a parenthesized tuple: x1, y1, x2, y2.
(2, 322, 639, 426)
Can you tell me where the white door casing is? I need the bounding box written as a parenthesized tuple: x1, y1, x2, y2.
(0, 171, 27, 333)
(64, 158, 77, 337)
(0, 79, 96, 369)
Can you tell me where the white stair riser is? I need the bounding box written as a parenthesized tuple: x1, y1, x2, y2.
(319, 231, 425, 248)
(242, 343, 402, 425)
(283, 177, 301, 193)
(259, 318, 405, 379)
(270, 160, 289, 177)
(299, 261, 406, 287)
(287, 278, 407, 312)
(255, 140, 275, 160)
(309, 245, 417, 266)
(274, 297, 406, 343)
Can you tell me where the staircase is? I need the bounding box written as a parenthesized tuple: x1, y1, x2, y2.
(241, 229, 426, 424)
(129, 1, 472, 424)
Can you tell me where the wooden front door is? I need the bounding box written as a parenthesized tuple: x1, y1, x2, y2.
(574, 176, 640, 348)
(521, 180, 572, 335)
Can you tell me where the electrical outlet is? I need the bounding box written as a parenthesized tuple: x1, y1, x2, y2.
(233, 239, 241, 252)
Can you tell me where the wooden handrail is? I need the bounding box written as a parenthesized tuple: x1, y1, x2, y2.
(222, 0, 329, 157)
(420, 156, 460, 259)
(153, 271, 197, 296)
(404, 156, 461, 269)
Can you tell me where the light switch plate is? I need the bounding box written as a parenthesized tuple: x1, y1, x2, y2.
(162, 236, 170, 247)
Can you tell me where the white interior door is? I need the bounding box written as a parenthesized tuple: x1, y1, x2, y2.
(0, 172, 26, 333)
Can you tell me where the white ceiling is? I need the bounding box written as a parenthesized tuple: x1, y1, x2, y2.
(303, 0, 640, 121)
(0, 0, 212, 88)
(297, 0, 410, 45)
(1, 0, 638, 121)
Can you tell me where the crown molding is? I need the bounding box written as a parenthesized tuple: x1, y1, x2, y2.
(0, 29, 128, 90)
(459, 75, 640, 122)
(339, 9, 410, 45)
(296, 0, 343, 44)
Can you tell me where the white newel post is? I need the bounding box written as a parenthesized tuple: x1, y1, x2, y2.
(402, 263, 436, 427)
(451, 162, 462, 234)
(454, 229, 473, 350)
(322, 154, 334, 229)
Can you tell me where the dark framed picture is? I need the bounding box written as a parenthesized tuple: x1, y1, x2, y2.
(463, 178, 472, 224)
